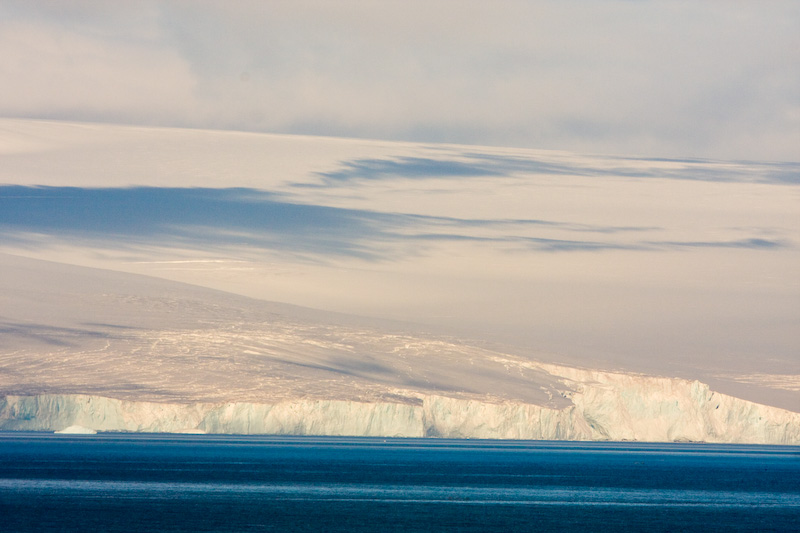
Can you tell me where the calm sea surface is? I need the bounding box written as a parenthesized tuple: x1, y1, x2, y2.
(0, 433, 798, 532)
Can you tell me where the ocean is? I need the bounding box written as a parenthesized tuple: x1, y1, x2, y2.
(0, 433, 798, 532)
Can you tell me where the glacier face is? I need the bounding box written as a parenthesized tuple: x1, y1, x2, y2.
(3, 366, 799, 444)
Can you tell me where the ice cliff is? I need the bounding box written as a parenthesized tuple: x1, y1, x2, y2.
(2, 368, 798, 444)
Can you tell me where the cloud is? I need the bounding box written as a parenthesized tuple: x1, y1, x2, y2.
(310, 154, 800, 186)
(0, 186, 396, 261)
(313, 157, 503, 184)
(0, 186, 787, 263)
(0, 1, 798, 160)
(651, 238, 784, 251)
(0, 14, 197, 125)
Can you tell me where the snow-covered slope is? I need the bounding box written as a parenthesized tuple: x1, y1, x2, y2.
(0, 253, 798, 443)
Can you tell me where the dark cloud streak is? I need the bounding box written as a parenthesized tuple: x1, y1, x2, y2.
(0, 186, 395, 261)
(0, 186, 787, 260)
(310, 154, 800, 186)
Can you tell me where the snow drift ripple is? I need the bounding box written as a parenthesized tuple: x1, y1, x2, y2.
(1, 370, 798, 444)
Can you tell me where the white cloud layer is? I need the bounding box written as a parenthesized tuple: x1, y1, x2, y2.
(1, 1, 798, 160)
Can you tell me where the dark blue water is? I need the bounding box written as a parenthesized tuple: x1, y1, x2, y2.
(0, 433, 798, 532)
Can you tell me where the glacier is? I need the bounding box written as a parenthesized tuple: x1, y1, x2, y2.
(3, 367, 799, 444)
(0, 120, 798, 445)
(1, 252, 798, 444)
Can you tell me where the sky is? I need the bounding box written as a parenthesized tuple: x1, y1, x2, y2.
(0, 1, 798, 161)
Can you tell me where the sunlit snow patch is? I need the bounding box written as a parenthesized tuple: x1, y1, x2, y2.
(55, 425, 97, 434)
